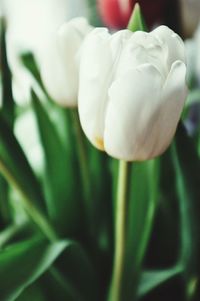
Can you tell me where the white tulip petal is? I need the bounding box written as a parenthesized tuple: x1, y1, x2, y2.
(110, 29, 132, 62)
(40, 37, 78, 106)
(104, 64, 163, 161)
(116, 30, 168, 79)
(40, 18, 91, 107)
(63, 17, 93, 36)
(153, 60, 187, 156)
(78, 28, 131, 150)
(151, 26, 186, 68)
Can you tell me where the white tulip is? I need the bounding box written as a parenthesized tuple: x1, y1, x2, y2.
(78, 26, 187, 161)
(1, 0, 89, 104)
(40, 18, 93, 107)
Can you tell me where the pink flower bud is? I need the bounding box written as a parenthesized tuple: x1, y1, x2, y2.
(98, 0, 166, 29)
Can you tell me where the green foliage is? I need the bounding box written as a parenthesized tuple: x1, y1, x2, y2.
(0, 235, 98, 301)
(138, 264, 183, 297)
(120, 159, 160, 301)
(172, 124, 200, 299)
(31, 91, 80, 236)
(0, 236, 68, 301)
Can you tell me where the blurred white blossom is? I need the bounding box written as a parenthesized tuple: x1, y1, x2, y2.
(1, 0, 89, 104)
(40, 18, 93, 107)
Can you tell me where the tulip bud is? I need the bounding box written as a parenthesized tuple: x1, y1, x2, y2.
(40, 18, 93, 107)
(97, 0, 166, 29)
(78, 26, 187, 161)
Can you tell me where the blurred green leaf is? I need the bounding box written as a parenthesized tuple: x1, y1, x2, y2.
(0, 113, 58, 241)
(0, 19, 14, 126)
(0, 222, 28, 248)
(186, 89, 200, 108)
(121, 159, 160, 300)
(0, 112, 46, 211)
(16, 284, 47, 301)
(86, 0, 102, 26)
(89, 148, 113, 254)
(0, 238, 98, 301)
(21, 53, 47, 97)
(31, 91, 80, 235)
(0, 176, 11, 226)
(0, 19, 15, 226)
(172, 124, 200, 288)
(138, 264, 183, 297)
(41, 242, 99, 301)
(0, 236, 69, 301)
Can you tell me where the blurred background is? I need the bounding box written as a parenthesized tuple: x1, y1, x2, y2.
(0, 1, 200, 301)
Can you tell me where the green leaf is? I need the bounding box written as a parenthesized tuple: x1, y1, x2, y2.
(121, 159, 160, 300)
(0, 19, 14, 126)
(172, 124, 200, 283)
(127, 3, 147, 32)
(89, 148, 113, 253)
(0, 112, 46, 211)
(0, 236, 69, 301)
(0, 19, 15, 226)
(0, 236, 98, 301)
(21, 53, 47, 97)
(0, 220, 36, 249)
(0, 113, 58, 241)
(138, 264, 183, 297)
(16, 284, 47, 301)
(31, 91, 80, 235)
(0, 176, 11, 226)
(42, 242, 99, 301)
(0, 222, 29, 248)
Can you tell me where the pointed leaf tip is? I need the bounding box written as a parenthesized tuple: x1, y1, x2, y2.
(127, 3, 147, 32)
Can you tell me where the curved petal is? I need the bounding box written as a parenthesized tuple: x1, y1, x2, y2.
(78, 28, 112, 149)
(152, 60, 187, 156)
(104, 64, 164, 161)
(40, 18, 91, 107)
(59, 17, 93, 38)
(151, 26, 186, 69)
(78, 28, 131, 150)
(115, 30, 168, 80)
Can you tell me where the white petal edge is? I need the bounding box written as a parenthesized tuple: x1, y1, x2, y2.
(40, 18, 92, 107)
(151, 25, 186, 68)
(150, 60, 187, 157)
(78, 28, 113, 150)
(104, 64, 164, 161)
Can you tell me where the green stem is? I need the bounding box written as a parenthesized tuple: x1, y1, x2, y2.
(70, 110, 92, 229)
(108, 160, 130, 301)
(0, 159, 57, 242)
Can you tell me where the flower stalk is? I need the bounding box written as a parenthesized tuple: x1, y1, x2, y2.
(108, 160, 130, 301)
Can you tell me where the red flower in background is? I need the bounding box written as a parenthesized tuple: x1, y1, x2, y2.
(98, 0, 166, 29)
